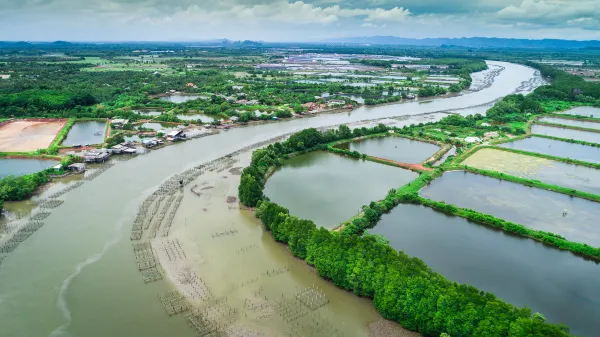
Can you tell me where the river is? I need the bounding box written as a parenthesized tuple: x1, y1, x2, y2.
(0, 61, 542, 337)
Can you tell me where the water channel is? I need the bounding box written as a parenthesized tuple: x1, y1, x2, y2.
(532, 124, 600, 144)
(0, 62, 547, 336)
(264, 151, 417, 228)
(420, 170, 600, 246)
(335, 136, 440, 163)
(370, 204, 600, 337)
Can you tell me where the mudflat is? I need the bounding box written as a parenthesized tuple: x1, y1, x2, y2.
(0, 120, 66, 152)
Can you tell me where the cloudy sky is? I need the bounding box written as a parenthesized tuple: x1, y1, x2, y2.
(0, 0, 599, 41)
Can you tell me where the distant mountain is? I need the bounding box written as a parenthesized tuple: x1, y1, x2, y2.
(325, 36, 600, 49)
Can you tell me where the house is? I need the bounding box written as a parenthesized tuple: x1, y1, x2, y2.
(0, 74, 10, 80)
(185, 82, 196, 88)
(111, 144, 126, 154)
(84, 150, 111, 163)
(111, 119, 129, 129)
(67, 163, 86, 173)
(230, 116, 240, 122)
(166, 130, 186, 141)
(302, 102, 317, 111)
(142, 138, 159, 148)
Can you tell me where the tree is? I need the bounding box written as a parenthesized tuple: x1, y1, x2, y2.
(238, 174, 263, 207)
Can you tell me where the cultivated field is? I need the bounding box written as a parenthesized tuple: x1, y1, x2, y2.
(0, 119, 66, 152)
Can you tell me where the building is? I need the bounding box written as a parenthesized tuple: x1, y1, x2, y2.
(0, 74, 10, 80)
(111, 119, 129, 129)
(142, 138, 159, 148)
(185, 82, 195, 87)
(67, 163, 86, 173)
(166, 130, 186, 141)
(84, 150, 111, 163)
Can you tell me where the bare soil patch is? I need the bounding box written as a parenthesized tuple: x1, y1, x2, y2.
(0, 119, 67, 152)
(229, 167, 243, 175)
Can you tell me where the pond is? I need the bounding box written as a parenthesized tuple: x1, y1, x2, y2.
(370, 203, 600, 337)
(62, 121, 107, 146)
(420, 170, 600, 246)
(159, 95, 207, 103)
(561, 106, 600, 118)
(538, 117, 600, 131)
(499, 136, 600, 163)
(139, 123, 178, 133)
(532, 124, 600, 144)
(336, 136, 440, 163)
(0, 158, 59, 178)
(264, 151, 417, 229)
(463, 148, 600, 195)
(133, 110, 162, 117)
(176, 114, 215, 123)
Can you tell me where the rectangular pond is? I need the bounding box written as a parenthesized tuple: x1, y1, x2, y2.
(538, 117, 600, 131)
(532, 124, 600, 144)
(560, 106, 600, 118)
(420, 170, 600, 246)
(370, 203, 600, 337)
(263, 151, 417, 229)
(159, 95, 207, 103)
(139, 123, 178, 133)
(133, 110, 162, 117)
(463, 148, 600, 196)
(0, 158, 59, 178)
(336, 136, 440, 164)
(176, 114, 214, 123)
(499, 136, 600, 164)
(62, 121, 107, 146)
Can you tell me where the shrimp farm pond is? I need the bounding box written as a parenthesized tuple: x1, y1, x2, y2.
(499, 136, 600, 163)
(531, 124, 600, 144)
(369, 204, 600, 337)
(420, 170, 600, 246)
(61, 121, 107, 146)
(263, 151, 417, 229)
(463, 148, 600, 195)
(335, 136, 441, 163)
(538, 116, 600, 131)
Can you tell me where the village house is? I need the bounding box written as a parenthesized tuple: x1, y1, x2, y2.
(0, 74, 10, 80)
(67, 163, 86, 173)
(83, 150, 111, 163)
(142, 138, 160, 148)
(111, 119, 129, 129)
(166, 130, 186, 141)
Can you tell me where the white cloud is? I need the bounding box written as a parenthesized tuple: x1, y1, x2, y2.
(0, 0, 598, 41)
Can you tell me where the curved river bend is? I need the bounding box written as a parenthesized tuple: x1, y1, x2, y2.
(0, 62, 542, 337)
